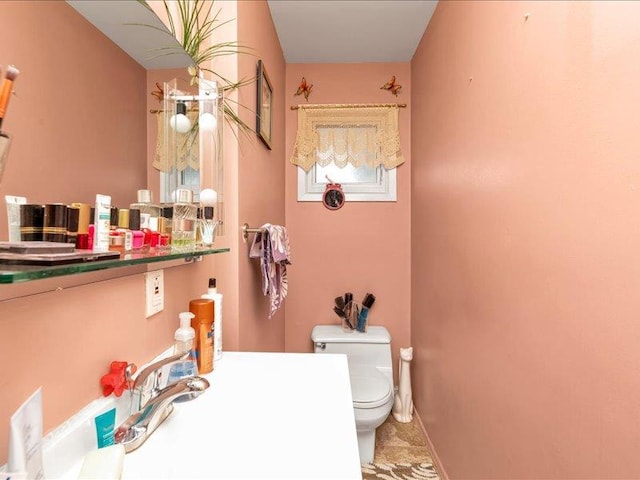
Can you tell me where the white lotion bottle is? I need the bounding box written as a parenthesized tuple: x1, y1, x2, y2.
(202, 277, 223, 361)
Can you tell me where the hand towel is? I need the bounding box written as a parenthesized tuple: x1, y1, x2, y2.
(249, 224, 291, 318)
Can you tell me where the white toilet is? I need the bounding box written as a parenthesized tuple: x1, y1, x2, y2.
(311, 325, 394, 464)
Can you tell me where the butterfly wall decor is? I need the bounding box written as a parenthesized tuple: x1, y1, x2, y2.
(294, 77, 313, 101)
(380, 75, 402, 96)
(150, 82, 164, 102)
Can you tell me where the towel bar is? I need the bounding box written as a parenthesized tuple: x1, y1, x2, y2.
(242, 223, 264, 242)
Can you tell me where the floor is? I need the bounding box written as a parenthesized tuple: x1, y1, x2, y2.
(361, 414, 441, 480)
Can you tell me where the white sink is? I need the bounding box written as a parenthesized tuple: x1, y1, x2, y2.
(47, 352, 362, 479)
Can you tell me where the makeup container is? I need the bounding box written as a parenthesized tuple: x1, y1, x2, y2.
(109, 207, 119, 231)
(66, 206, 80, 245)
(171, 189, 197, 251)
(71, 203, 91, 234)
(128, 209, 145, 251)
(130, 189, 160, 231)
(116, 209, 133, 252)
(42, 203, 68, 243)
(19, 204, 44, 241)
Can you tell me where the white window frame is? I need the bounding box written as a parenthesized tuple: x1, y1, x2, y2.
(297, 164, 396, 202)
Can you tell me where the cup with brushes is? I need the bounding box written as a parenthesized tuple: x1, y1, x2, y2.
(333, 292, 376, 333)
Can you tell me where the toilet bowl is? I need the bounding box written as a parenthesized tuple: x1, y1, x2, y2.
(311, 325, 393, 464)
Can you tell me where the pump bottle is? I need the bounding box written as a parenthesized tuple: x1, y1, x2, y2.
(168, 312, 198, 401)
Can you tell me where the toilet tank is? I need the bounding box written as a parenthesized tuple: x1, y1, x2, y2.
(311, 325, 392, 372)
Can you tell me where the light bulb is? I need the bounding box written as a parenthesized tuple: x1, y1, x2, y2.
(200, 188, 218, 206)
(199, 112, 218, 132)
(170, 113, 191, 133)
(170, 101, 191, 133)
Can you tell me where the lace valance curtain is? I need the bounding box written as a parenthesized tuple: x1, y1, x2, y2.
(153, 111, 200, 173)
(290, 105, 405, 172)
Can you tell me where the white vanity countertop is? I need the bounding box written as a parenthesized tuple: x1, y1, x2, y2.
(55, 352, 362, 479)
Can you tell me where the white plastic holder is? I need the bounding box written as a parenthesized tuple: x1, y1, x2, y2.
(392, 346, 414, 423)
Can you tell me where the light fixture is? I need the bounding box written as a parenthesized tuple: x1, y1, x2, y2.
(169, 100, 191, 133)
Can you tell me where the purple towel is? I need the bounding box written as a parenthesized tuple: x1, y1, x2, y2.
(249, 224, 291, 318)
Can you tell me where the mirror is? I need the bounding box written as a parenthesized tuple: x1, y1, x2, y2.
(0, 1, 196, 297)
(0, 1, 194, 237)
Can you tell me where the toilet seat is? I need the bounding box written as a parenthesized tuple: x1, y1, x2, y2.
(349, 365, 392, 409)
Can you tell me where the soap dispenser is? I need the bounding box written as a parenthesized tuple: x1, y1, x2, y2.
(168, 312, 198, 401)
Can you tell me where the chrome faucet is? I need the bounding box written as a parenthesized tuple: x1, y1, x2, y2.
(115, 376, 210, 453)
(115, 351, 210, 453)
(128, 351, 190, 413)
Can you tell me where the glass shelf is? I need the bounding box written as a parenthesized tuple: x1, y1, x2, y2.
(0, 246, 230, 284)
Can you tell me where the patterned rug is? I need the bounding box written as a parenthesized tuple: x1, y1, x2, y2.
(361, 462, 439, 480)
(361, 415, 441, 480)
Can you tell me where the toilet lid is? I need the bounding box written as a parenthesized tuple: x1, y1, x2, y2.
(350, 367, 392, 409)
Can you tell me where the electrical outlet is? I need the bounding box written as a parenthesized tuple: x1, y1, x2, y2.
(145, 270, 164, 317)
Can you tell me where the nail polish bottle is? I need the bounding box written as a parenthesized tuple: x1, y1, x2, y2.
(116, 208, 133, 252)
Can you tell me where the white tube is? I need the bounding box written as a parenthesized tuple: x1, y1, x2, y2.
(5, 195, 26, 242)
(93, 194, 111, 252)
(8, 387, 44, 479)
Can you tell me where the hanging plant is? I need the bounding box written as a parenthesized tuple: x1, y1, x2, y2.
(140, 0, 255, 135)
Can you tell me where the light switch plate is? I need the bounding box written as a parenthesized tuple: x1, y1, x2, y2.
(145, 270, 164, 317)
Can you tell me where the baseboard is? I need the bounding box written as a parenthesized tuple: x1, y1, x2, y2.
(414, 409, 450, 480)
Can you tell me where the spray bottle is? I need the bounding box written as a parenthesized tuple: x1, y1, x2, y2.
(202, 278, 223, 361)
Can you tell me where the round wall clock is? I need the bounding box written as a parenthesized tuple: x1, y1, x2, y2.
(322, 182, 345, 210)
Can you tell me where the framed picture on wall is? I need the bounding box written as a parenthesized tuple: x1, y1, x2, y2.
(256, 60, 273, 150)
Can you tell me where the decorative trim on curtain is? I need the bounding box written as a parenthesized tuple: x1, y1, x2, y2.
(290, 104, 404, 172)
(153, 111, 200, 173)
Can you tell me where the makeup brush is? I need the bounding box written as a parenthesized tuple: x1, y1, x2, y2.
(0, 65, 20, 130)
(334, 296, 345, 310)
(356, 293, 376, 332)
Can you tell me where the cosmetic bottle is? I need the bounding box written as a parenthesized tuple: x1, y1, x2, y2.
(168, 312, 198, 402)
(115, 209, 133, 252)
(171, 189, 197, 251)
(128, 209, 145, 251)
(189, 298, 214, 373)
(201, 277, 223, 362)
(93, 194, 111, 252)
(130, 189, 161, 232)
(199, 206, 218, 246)
(66, 206, 79, 246)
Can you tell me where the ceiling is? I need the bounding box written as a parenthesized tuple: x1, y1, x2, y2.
(267, 0, 438, 63)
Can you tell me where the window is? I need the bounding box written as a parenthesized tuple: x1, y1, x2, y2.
(291, 105, 403, 202)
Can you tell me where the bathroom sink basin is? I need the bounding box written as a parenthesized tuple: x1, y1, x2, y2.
(53, 352, 361, 479)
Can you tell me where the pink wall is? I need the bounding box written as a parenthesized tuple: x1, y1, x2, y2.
(411, 1, 640, 478)
(233, 1, 286, 351)
(284, 64, 412, 375)
(0, 3, 220, 464)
